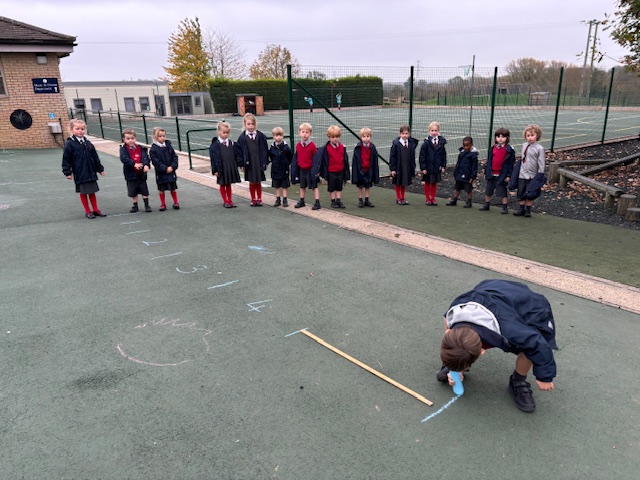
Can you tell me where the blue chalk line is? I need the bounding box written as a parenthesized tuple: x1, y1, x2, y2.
(285, 328, 308, 337)
(420, 395, 460, 423)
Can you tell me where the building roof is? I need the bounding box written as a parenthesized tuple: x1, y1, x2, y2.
(63, 81, 168, 87)
(0, 16, 76, 46)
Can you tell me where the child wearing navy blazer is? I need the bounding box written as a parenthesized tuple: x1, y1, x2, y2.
(149, 127, 180, 211)
(120, 128, 152, 213)
(419, 121, 447, 205)
(61, 119, 106, 219)
(210, 121, 242, 208)
(236, 113, 269, 206)
(268, 126, 293, 207)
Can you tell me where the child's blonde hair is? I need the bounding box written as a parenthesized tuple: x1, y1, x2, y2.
(217, 121, 231, 134)
(327, 125, 341, 138)
(299, 122, 312, 133)
(122, 128, 137, 140)
(428, 121, 441, 131)
(69, 118, 86, 131)
(359, 127, 372, 138)
(272, 126, 284, 136)
(243, 113, 257, 127)
(523, 124, 542, 141)
(152, 127, 166, 141)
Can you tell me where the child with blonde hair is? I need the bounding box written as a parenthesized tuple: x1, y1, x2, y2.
(268, 126, 293, 207)
(389, 125, 418, 205)
(291, 123, 321, 210)
(318, 125, 350, 208)
(149, 127, 180, 211)
(61, 119, 107, 219)
(510, 124, 546, 217)
(419, 121, 447, 205)
(210, 121, 242, 208)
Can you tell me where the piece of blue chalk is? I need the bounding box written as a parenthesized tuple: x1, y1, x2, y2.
(450, 371, 464, 396)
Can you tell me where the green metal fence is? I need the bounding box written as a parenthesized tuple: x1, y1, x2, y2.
(71, 64, 640, 175)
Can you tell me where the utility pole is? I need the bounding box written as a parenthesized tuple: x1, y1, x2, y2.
(586, 20, 600, 102)
(579, 20, 595, 99)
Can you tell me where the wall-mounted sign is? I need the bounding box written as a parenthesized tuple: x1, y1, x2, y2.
(32, 78, 59, 94)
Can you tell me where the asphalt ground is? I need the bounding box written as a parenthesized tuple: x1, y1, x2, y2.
(1, 147, 639, 479)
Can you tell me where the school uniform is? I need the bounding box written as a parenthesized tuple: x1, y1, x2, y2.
(388, 137, 418, 187)
(210, 138, 242, 185)
(236, 130, 269, 183)
(150, 140, 179, 191)
(509, 142, 546, 201)
(452, 147, 478, 193)
(268, 141, 293, 188)
(318, 141, 350, 192)
(484, 144, 515, 198)
(120, 143, 150, 197)
(62, 136, 104, 194)
(419, 135, 447, 183)
(291, 141, 319, 189)
(351, 141, 380, 188)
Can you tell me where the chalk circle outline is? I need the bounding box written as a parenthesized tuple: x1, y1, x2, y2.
(116, 318, 212, 367)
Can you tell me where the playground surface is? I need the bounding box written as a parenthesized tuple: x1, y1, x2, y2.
(1, 145, 639, 479)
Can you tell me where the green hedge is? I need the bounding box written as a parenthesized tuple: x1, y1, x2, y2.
(208, 76, 383, 114)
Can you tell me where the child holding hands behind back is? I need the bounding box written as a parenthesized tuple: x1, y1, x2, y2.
(210, 121, 242, 208)
(268, 126, 293, 207)
(480, 128, 515, 213)
(389, 124, 418, 205)
(351, 127, 380, 207)
(149, 127, 180, 211)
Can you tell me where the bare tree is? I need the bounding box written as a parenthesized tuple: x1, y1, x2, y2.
(203, 29, 247, 79)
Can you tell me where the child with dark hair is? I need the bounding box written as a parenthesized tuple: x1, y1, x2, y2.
(446, 136, 478, 208)
(480, 127, 515, 213)
(389, 124, 418, 205)
(62, 119, 107, 219)
(436, 279, 558, 413)
(149, 127, 180, 211)
(120, 128, 152, 213)
(510, 124, 546, 217)
(419, 121, 447, 205)
(268, 126, 293, 207)
(352, 127, 380, 207)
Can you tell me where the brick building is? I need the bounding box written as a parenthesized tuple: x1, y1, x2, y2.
(0, 16, 75, 149)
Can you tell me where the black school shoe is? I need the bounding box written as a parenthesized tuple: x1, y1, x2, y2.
(93, 210, 107, 217)
(509, 375, 536, 412)
(436, 364, 450, 382)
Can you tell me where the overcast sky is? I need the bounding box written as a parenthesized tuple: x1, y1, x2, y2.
(1, 0, 628, 81)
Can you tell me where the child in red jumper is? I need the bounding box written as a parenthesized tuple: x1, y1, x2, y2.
(61, 119, 107, 219)
(318, 125, 350, 208)
(292, 123, 321, 210)
(352, 127, 380, 207)
(480, 127, 515, 213)
(120, 128, 152, 213)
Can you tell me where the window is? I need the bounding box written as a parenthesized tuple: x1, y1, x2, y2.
(90, 98, 103, 113)
(173, 96, 191, 115)
(124, 97, 136, 112)
(139, 97, 150, 111)
(0, 58, 7, 96)
(194, 96, 202, 107)
(73, 98, 86, 110)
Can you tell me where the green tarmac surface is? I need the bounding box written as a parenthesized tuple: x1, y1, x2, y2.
(1, 149, 639, 479)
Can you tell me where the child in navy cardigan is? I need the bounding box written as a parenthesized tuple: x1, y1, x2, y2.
(419, 121, 447, 205)
(268, 126, 293, 207)
(61, 119, 106, 219)
(446, 136, 478, 208)
(351, 127, 380, 207)
(480, 127, 515, 213)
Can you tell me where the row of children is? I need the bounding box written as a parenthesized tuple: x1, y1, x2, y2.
(62, 119, 180, 218)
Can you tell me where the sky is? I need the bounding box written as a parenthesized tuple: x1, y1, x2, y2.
(1, 0, 629, 82)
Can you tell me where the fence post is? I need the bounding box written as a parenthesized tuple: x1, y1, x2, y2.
(408, 66, 414, 130)
(487, 67, 498, 157)
(550, 67, 564, 152)
(601, 68, 615, 144)
(117, 112, 123, 139)
(287, 64, 295, 145)
(142, 114, 149, 144)
(98, 111, 104, 138)
(175, 117, 182, 151)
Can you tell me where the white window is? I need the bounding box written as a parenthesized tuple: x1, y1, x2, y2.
(139, 97, 150, 111)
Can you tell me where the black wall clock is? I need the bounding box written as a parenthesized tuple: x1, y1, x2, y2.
(10, 109, 33, 130)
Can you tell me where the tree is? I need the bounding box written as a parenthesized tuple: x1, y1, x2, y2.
(163, 17, 210, 92)
(306, 70, 326, 80)
(249, 44, 301, 79)
(504, 57, 548, 84)
(604, 0, 640, 74)
(203, 29, 246, 79)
